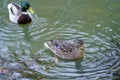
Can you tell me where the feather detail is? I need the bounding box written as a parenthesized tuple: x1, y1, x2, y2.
(7, 1, 33, 24)
(44, 39, 84, 59)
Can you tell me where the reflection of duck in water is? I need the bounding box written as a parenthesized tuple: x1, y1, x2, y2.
(7, 1, 34, 24)
(44, 38, 84, 60)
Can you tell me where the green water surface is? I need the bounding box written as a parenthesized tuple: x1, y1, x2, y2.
(0, 0, 120, 80)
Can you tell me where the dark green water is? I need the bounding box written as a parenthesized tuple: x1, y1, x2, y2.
(0, 0, 120, 80)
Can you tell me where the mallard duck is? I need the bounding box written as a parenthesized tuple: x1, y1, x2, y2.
(44, 38, 84, 60)
(7, 1, 34, 24)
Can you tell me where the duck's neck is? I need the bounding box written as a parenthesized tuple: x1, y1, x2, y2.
(21, 8, 27, 12)
(75, 47, 80, 51)
(73, 47, 83, 58)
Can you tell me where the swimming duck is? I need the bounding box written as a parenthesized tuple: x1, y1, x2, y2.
(44, 38, 84, 60)
(7, 1, 34, 24)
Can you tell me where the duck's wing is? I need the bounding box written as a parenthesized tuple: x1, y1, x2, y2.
(8, 3, 21, 16)
(53, 40, 73, 53)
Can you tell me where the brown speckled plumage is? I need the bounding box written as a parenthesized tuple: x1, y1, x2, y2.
(44, 38, 84, 60)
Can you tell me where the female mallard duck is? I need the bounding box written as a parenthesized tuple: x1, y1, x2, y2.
(7, 1, 34, 24)
(44, 38, 84, 60)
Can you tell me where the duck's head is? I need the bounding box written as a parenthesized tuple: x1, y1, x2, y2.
(74, 38, 84, 49)
(21, 1, 34, 13)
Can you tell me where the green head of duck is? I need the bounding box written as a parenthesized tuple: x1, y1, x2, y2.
(21, 1, 34, 13)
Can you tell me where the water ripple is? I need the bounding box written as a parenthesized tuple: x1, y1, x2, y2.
(0, 24, 24, 41)
(0, 1, 120, 79)
(37, 31, 119, 79)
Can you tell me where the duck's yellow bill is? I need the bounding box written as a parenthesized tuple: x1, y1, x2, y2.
(28, 7, 34, 14)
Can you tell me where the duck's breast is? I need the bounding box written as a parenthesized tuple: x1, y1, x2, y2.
(17, 13, 32, 24)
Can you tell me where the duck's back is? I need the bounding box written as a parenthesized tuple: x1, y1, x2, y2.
(51, 40, 81, 59)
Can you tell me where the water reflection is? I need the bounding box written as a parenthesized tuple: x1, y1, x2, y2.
(0, 0, 120, 80)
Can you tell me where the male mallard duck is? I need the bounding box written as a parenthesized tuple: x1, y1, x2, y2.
(7, 1, 34, 24)
(44, 38, 84, 60)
